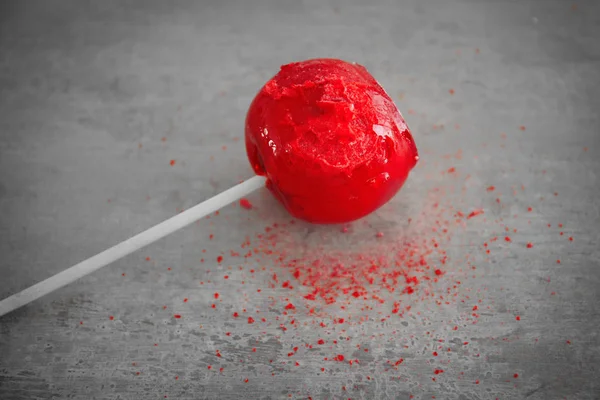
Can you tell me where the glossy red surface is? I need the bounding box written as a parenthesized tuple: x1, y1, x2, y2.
(245, 58, 418, 224)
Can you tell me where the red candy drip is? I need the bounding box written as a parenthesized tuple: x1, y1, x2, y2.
(245, 58, 418, 223)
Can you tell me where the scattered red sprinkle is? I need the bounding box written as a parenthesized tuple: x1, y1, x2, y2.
(514, 373, 519, 378)
(486, 186, 495, 192)
(248, 317, 255, 324)
(516, 316, 521, 321)
(174, 314, 181, 319)
(467, 209, 484, 219)
(239, 198, 253, 210)
(317, 339, 325, 345)
(526, 243, 533, 248)
(217, 256, 223, 263)
(434, 369, 444, 375)
(504, 236, 511, 242)
(214, 293, 219, 299)
(109, 316, 114, 321)
(519, 126, 526, 131)
(169, 160, 176, 166)
(336, 355, 345, 362)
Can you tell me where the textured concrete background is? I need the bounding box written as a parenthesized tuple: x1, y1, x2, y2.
(1, 0, 599, 399)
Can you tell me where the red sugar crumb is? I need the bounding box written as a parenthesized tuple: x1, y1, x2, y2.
(434, 369, 444, 375)
(526, 243, 533, 248)
(285, 303, 296, 310)
(336, 355, 345, 362)
(448, 88, 455, 95)
(486, 186, 495, 192)
(214, 293, 219, 299)
(169, 159, 176, 166)
(239, 198, 253, 210)
(447, 167, 456, 173)
(504, 236, 511, 242)
(174, 314, 181, 319)
(248, 317, 255, 324)
(519, 126, 526, 131)
(516, 316, 521, 321)
(514, 373, 519, 378)
(216, 256, 223, 263)
(317, 339, 325, 345)
(109, 316, 114, 321)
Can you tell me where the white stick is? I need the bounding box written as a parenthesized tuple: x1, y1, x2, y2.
(0, 175, 266, 317)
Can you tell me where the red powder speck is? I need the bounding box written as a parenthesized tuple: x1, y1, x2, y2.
(557, 259, 561, 264)
(569, 237, 573, 241)
(472, 305, 478, 311)
(224, 275, 229, 279)
(432, 351, 438, 356)
(516, 316, 521, 321)
(233, 312, 239, 318)
(183, 298, 188, 303)
(109, 316, 114, 321)
(145, 257, 151, 261)
(217, 256, 223, 263)
(317, 339, 325, 345)
(244, 379, 248, 383)
(174, 376, 178, 380)
(486, 186, 495, 192)
(448, 89, 455, 95)
(248, 317, 255, 324)
(566, 340, 571, 344)
(434, 269, 443, 276)
(285, 303, 295, 310)
(519, 126, 526, 131)
(395, 359, 404, 366)
(336, 355, 345, 362)
(475, 380, 480, 384)
(174, 314, 181, 319)
(527, 207, 533, 212)
(467, 209, 484, 219)
(376, 232, 384, 238)
(169, 160, 176, 166)
(447, 167, 456, 173)
(214, 293, 220, 299)
(434, 369, 444, 375)
(514, 373, 519, 378)
(526, 243, 533, 248)
(239, 198, 253, 210)
(504, 236, 511, 242)
(207, 365, 212, 370)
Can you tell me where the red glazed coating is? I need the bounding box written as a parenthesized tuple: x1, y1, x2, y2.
(245, 58, 418, 224)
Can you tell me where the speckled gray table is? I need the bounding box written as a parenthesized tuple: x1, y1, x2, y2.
(1, 1, 599, 399)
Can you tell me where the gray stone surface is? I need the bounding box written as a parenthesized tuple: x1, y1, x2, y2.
(1, 0, 599, 399)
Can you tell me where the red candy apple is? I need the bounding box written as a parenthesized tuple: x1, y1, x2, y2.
(245, 58, 418, 224)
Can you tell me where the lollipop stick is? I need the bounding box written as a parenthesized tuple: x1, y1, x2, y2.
(0, 175, 266, 317)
